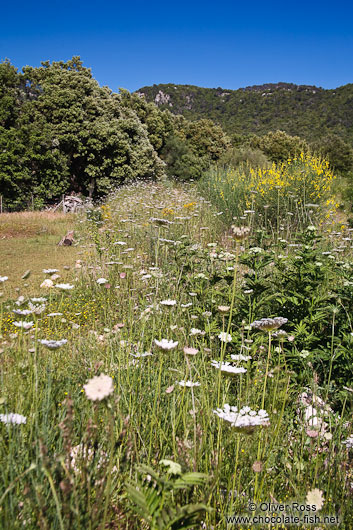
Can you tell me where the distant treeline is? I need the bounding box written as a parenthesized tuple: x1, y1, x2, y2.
(1, 57, 352, 210)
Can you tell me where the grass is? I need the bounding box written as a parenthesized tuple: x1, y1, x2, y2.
(0, 211, 82, 298)
(0, 180, 352, 529)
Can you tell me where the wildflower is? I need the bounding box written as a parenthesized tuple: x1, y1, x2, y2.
(250, 317, 288, 331)
(0, 276, 8, 282)
(154, 339, 178, 350)
(213, 404, 269, 433)
(150, 217, 173, 226)
(28, 302, 46, 315)
(306, 488, 324, 511)
(300, 349, 310, 358)
(0, 413, 26, 424)
(13, 321, 34, 330)
(38, 339, 68, 350)
(43, 269, 59, 274)
(218, 305, 230, 313)
(55, 283, 74, 290)
(178, 380, 201, 387)
(13, 309, 32, 316)
(218, 332, 232, 343)
(160, 299, 177, 306)
(83, 374, 114, 401)
(231, 354, 252, 361)
(183, 346, 199, 356)
(211, 360, 247, 375)
(47, 312, 63, 317)
(342, 435, 353, 449)
(181, 303, 192, 308)
(190, 328, 205, 336)
(40, 279, 54, 288)
(231, 226, 251, 241)
(97, 278, 109, 285)
(130, 352, 152, 358)
(31, 297, 47, 303)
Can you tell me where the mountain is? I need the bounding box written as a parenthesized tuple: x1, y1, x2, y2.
(135, 82, 353, 144)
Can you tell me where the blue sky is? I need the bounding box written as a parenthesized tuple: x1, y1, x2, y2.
(1, 0, 352, 92)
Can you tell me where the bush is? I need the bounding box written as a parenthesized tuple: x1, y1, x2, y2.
(198, 152, 338, 229)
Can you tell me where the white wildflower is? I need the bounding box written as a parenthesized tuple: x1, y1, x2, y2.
(83, 374, 114, 401)
(97, 278, 108, 285)
(154, 339, 178, 350)
(13, 321, 34, 330)
(211, 361, 247, 375)
(218, 332, 232, 343)
(38, 339, 68, 350)
(231, 354, 252, 361)
(55, 283, 74, 290)
(178, 380, 201, 388)
(0, 413, 26, 424)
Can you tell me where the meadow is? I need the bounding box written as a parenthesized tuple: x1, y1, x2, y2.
(0, 156, 353, 529)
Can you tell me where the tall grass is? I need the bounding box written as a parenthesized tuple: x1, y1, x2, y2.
(198, 153, 339, 233)
(0, 180, 352, 528)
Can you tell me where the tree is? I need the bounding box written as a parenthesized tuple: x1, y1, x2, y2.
(312, 134, 353, 174)
(250, 130, 309, 163)
(21, 57, 164, 198)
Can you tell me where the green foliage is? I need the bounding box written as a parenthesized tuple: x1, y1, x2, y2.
(249, 130, 309, 163)
(125, 463, 211, 529)
(160, 134, 204, 181)
(217, 146, 270, 169)
(312, 133, 353, 174)
(0, 57, 165, 209)
(137, 82, 353, 147)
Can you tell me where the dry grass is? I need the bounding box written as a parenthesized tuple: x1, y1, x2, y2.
(0, 211, 82, 298)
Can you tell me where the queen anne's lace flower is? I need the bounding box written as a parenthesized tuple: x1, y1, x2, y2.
(40, 279, 54, 288)
(83, 374, 114, 401)
(13, 321, 34, 330)
(218, 332, 232, 343)
(0, 413, 26, 424)
(213, 404, 269, 432)
(342, 435, 353, 449)
(231, 354, 252, 361)
(39, 339, 68, 350)
(250, 317, 288, 331)
(211, 361, 247, 375)
(97, 278, 108, 285)
(13, 309, 32, 316)
(154, 339, 178, 350)
(178, 380, 201, 388)
(160, 299, 177, 306)
(55, 283, 74, 290)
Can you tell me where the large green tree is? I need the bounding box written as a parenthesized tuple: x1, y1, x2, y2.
(21, 57, 164, 198)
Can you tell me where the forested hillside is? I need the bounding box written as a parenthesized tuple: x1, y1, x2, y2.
(1, 57, 352, 211)
(136, 82, 353, 143)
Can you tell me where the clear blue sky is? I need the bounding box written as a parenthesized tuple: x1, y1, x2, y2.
(1, 0, 352, 92)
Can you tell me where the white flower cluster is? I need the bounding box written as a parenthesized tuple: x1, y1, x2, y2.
(213, 404, 269, 430)
(342, 435, 353, 449)
(83, 374, 114, 401)
(178, 380, 201, 388)
(0, 413, 27, 424)
(231, 354, 252, 361)
(251, 317, 288, 331)
(218, 332, 232, 343)
(39, 339, 68, 350)
(13, 321, 34, 330)
(211, 361, 247, 375)
(154, 339, 178, 350)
